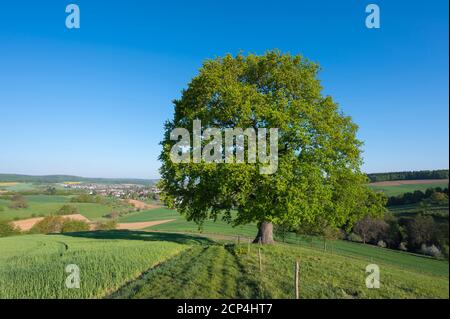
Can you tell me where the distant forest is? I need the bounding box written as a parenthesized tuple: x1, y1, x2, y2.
(0, 174, 156, 185)
(367, 170, 449, 182)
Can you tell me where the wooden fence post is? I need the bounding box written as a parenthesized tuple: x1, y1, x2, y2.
(295, 260, 300, 299)
(258, 248, 262, 273)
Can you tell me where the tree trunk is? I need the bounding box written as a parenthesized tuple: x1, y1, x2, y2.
(253, 221, 275, 244)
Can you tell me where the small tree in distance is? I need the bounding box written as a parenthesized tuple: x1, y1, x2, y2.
(159, 50, 386, 244)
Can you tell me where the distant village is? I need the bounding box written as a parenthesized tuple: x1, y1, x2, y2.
(61, 182, 161, 199)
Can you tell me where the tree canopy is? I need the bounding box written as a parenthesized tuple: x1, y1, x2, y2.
(159, 50, 386, 243)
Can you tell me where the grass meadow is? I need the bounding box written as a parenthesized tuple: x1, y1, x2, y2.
(0, 180, 448, 299)
(368, 182, 449, 196)
(119, 208, 449, 278)
(110, 240, 448, 299)
(0, 195, 118, 221)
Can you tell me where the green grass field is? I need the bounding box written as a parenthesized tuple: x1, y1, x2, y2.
(0, 195, 119, 221)
(119, 208, 257, 237)
(0, 181, 448, 299)
(119, 208, 449, 278)
(110, 240, 448, 299)
(0, 232, 189, 298)
(1, 230, 446, 299)
(368, 182, 448, 196)
(0, 182, 36, 192)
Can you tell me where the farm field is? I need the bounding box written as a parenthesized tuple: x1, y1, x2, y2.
(368, 179, 448, 196)
(0, 230, 447, 299)
(0, 182, 36, 192)
(119, 208, 257, 237)
(110, 240, 448, 299)
(0, 232, 189, 298)
(0, 195, 119, 221)
(120, 208, 449, 277)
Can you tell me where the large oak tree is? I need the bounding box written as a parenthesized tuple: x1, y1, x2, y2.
(159, 51, 385, 244)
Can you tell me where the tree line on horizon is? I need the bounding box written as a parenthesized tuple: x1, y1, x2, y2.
(367, 169, 448, 183)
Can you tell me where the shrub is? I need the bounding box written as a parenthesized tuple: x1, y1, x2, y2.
(30, 216, 65, 234)
(347, 233, 363, 243)
(56, 204, 79, 216)
(61, 220, 90, 233)
(0, 206, 4, 212)
(353, 216, 388, 244)
(429, 192, 449, 205)
(70, 194, 103, 204)
(0, 221, 20, 237)
(407, 215, 437, 250)
(8, 194, 28, 209)
(94, 220, 117, 231)
(420, 244, 442, 258)
(103, 211, 120, 219)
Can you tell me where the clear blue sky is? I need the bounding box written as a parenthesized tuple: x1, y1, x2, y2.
(0, 0, 448, 179)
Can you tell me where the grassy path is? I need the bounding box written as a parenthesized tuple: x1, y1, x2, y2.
(109, 245, 262, 299)
(109, 241, 449, 299)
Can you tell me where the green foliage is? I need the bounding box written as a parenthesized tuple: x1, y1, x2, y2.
(70, 194, 103, 204)
(45, 186, 57, 195)
(347, 232, 363, 243)
(407, 215, 438, 250)
(61, 220, 90, 233)
(0, 206, 4, 212)
(0, 221, 20, 237)
(56, 204, 79, 215)
(429, 192, 449, 205)
(30, 216, 65, 234)
(159, 50, 385, 233)
(387, 186, 449, 206)
(367, 170, 449, 182)
(94, 219, 117, 230)
(8, 194, 28, 209)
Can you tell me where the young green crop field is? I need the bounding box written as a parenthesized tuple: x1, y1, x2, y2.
(0, 232, 189, 298)
(1, 230, 447, 299)
(368, 182, 449, 196)
(0, 195, 118, 221)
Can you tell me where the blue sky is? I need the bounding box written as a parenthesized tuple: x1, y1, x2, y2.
(0, 0, 448, 179)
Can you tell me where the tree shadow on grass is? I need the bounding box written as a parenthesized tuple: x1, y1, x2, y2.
(58, 230, 216, 246)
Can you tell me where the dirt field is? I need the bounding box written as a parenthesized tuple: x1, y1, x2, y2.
(370, 179, 449, 186)
(117, 219, 175, 230)
(11, 214, 91, 231)
(125, 199, 160, 210)
(11, 214, 175, 232)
